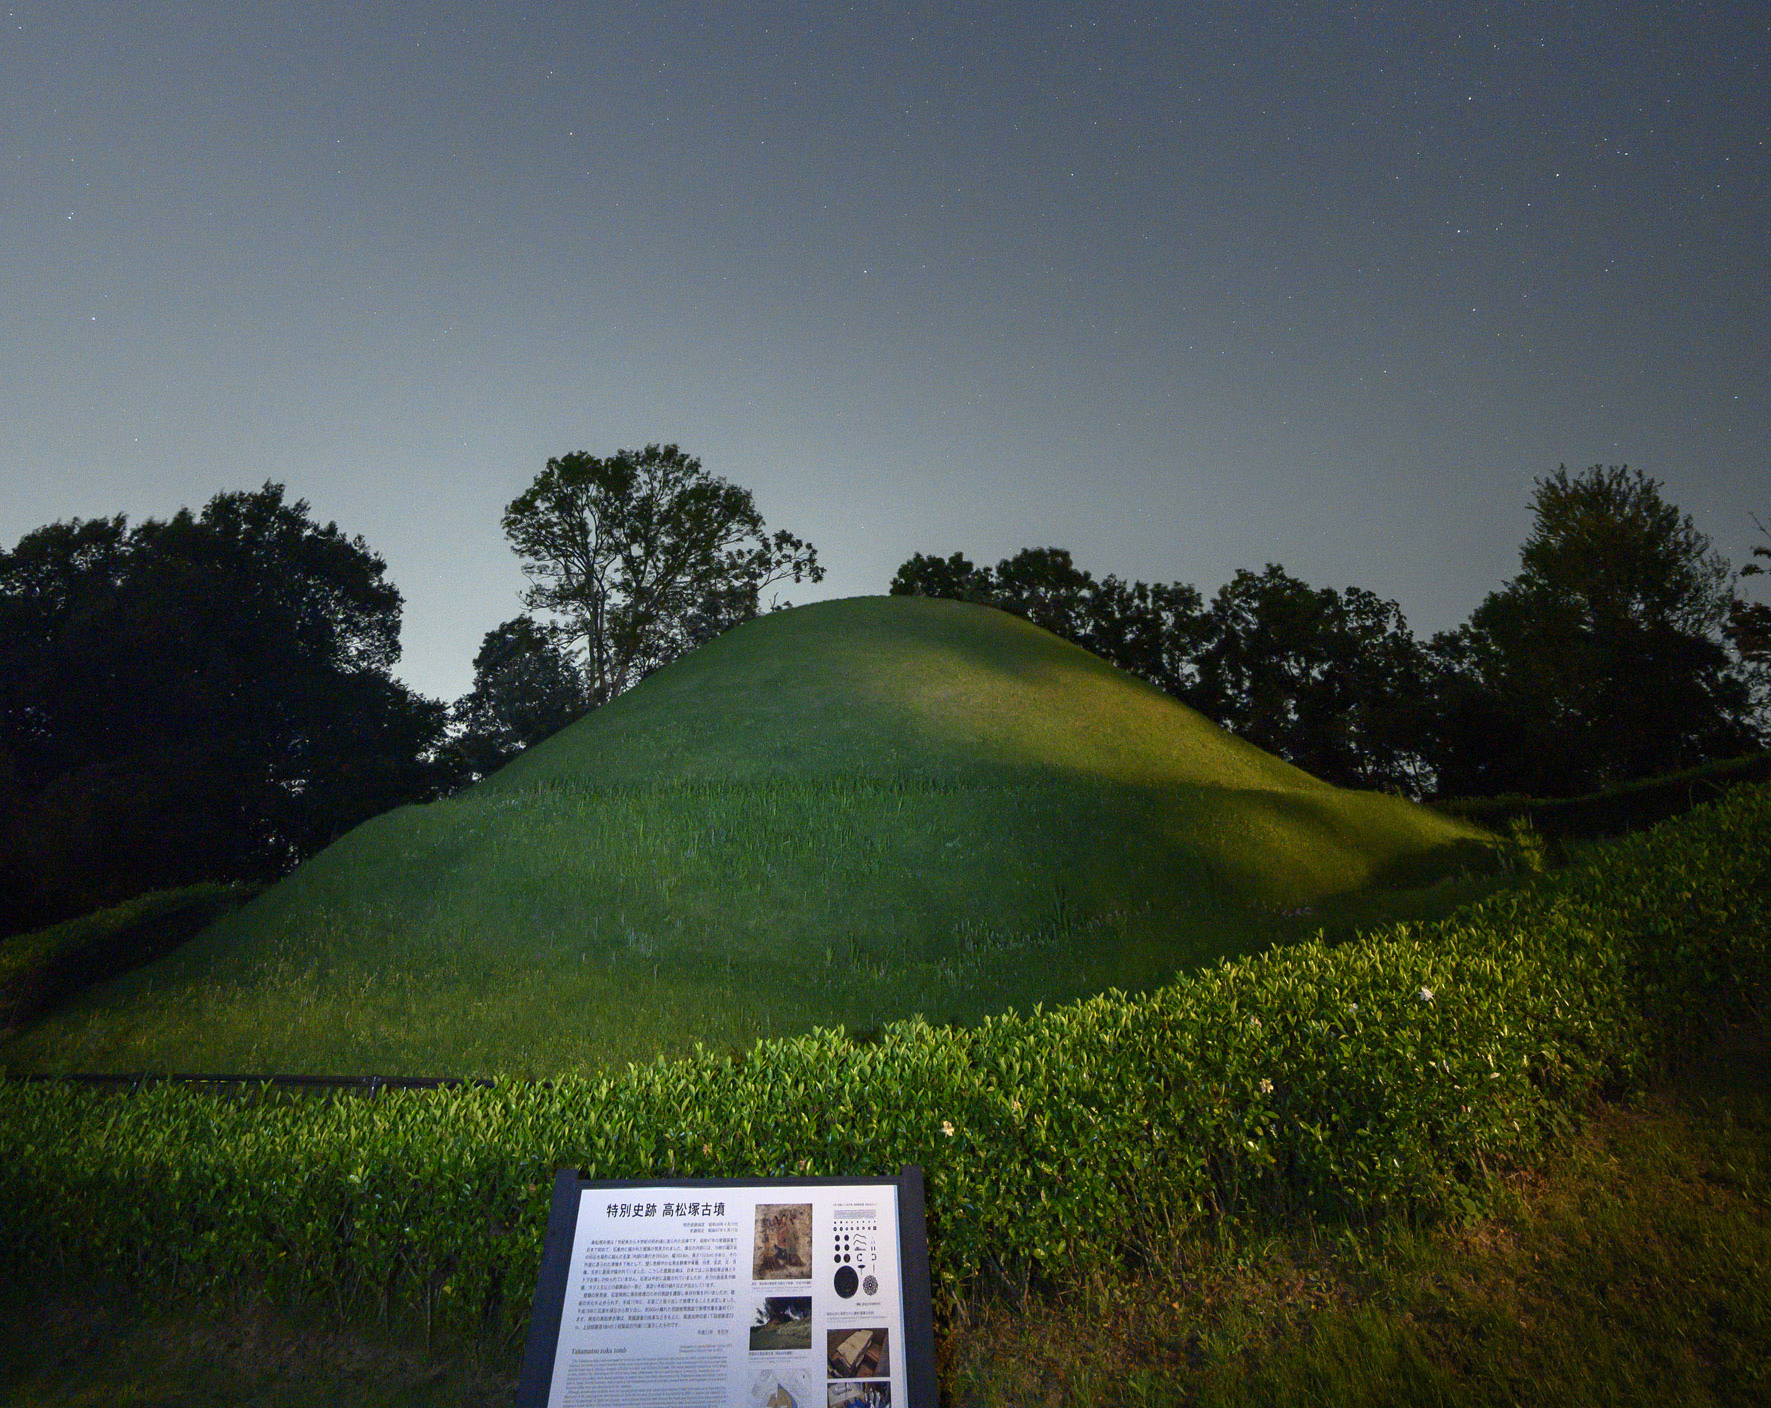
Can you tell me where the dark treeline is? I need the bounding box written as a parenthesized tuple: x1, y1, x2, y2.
(890, 465, 1766, 800)
(0, 484, 460, 936)
(890, 548, 1435, 795)
(0, 445, 823, 938)
(1, 458, 1764, 939)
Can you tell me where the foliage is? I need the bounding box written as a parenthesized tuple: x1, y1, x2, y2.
(1728, 513, 1771, 691)
(1435, 750, 1771, 840)
(890, 550, 1429, 793)
(1429, 465, 1762, 797)
(502, 443, 823, 707)
(1192, 566, 1433, 794)
(1499, 816, 1548, 875)
(895, 474, 1770, 801)
(0, 484, 455, 935)
(448, 617, 587, 781)
(6, 1035, 1768, 1406)
(951, 1030, 1771, 1408)
(1, 784, 1763, 1353)
(889, 550, 995, 604)
(890, 547, 1208, 703)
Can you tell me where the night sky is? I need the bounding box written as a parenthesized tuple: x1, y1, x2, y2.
(5, 2, 1767, 703)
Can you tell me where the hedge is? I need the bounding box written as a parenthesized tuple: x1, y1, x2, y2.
(1434, 750, 1771, 839)
(2, 786, 1767, 1347)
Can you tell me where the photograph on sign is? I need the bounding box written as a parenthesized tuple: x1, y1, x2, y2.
(753, 1203, 814, 1280)
(827, 1326, 888, 1378)
(751, 1296, 813, 1351)
(827, 1382, 891, 1407)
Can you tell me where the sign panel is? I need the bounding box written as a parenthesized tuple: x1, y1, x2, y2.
(517, 1166, 936, 1408)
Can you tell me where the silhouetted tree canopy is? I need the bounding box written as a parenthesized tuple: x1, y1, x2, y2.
(0, 483, 453, 935)
(890, 547, 1433, 789)
(450, 616, 587, 779)
(1427, 465, 1761, 796)
(890, 546, 1210, 702)
(1193, 566, 1433, 793)
(1727, 514, 1771, 671)
(887, 482, 1770, 800)
(888, 550, 994, 603)
(503, 444, 823, 706)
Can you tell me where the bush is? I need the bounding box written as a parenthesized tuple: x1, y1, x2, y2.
(1, 788, 1765, 1346)
(1436, 751, 1771, 839)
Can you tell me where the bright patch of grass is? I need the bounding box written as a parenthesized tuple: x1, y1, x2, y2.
(0, 598, 1493, 1077)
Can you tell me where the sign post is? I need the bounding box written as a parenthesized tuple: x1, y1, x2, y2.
(516, 1166, 937, 1408)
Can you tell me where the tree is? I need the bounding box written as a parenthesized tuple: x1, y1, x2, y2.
(889, 547, 1211, 701)
(0, 483, 453, 933)
(450, 617, 587, 778)
(1079, 576, 1210, 702)
(1428, 465, 1761, 797)
(502, 444, 824, 706)
(1193, 565, 1433, 793)
(888, 550, 993, 602)
(987, 546, 1100, 641)
(886, 547, 1437, 790)
(1727, 513, 1771, 667)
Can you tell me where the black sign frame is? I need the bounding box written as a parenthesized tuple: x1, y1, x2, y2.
(516, 1164, 936, 1408)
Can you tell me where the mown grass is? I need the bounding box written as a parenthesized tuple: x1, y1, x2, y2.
(0, 597, 1494, 1078)
(0, 884, 256, 1033)
(3, 1023, 1761, 1407)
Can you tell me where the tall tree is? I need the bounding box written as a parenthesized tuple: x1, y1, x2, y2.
(450, 617, 587, 779)
(1193, 565, 1433, 793)
(889, 547, 1210, 702)
(0, 483, 452, 933)
(1429, 465, 1761, 796)
(502, 444, 823, 705)
(888, 550, 993, 603)
(987, 546, 1099, 641)
(1727, 513, 1771, 668)
(1081, 576, 1210, 703)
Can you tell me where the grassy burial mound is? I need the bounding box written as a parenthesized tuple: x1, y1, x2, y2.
(0, 596, 1495, 1078)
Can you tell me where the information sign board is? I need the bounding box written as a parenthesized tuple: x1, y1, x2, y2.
(516, 1165, 936, 1408)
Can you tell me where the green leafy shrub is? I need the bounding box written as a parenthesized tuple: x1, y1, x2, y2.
(0, 788, 1765, 1347)
(1499, 815, 1549, 874)
(1436, 750, 1771, 839)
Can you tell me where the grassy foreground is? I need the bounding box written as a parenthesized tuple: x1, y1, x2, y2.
(1, 596, 1492, 1077)
(3, 1023, 1763, 1407)
(5, 786, 1762, 1359)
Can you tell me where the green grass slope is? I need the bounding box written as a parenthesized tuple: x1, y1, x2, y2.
(0, 884, 256, 1034)
(0, 596, 1497, 1078)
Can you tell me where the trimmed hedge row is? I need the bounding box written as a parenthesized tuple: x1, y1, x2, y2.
(1434, 750, 1771, 840)
(2, 787, 1767, 1345)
